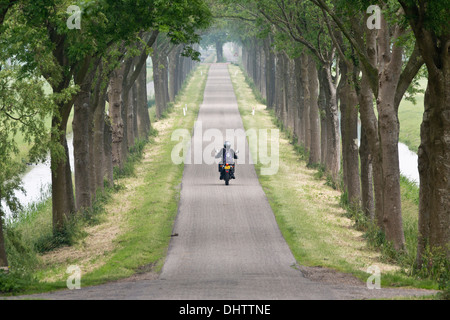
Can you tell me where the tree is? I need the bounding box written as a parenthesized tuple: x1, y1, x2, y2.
(398, 0, 450, 265)
(9, 0, 211, 232)
(0, 0, 211, 269)
(312, 0, 425, 251)
(219, 0, 323, 167)
(151, 34, 172, 119)
(252, 0, 341, 182)
(0, 0, 50, 269)
(200, 28, 229, 63)
(0, 68, 55, 268)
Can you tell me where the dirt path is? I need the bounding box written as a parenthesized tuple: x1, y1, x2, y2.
(17, 64, 436, 300)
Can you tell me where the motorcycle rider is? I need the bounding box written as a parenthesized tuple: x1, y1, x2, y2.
(215, 141, 238, 180)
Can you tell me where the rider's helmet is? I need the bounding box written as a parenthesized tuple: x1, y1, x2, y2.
(224, 141, 231, 150)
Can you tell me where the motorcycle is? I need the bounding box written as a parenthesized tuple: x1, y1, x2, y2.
(219, 162, 235, 186)
(216, 149, 239, 186)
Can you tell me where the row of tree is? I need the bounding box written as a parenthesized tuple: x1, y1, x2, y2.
(0, 0, 211, 270)
(218, 0, 449, 267)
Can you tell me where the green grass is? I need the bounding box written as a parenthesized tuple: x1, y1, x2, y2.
(228, 64, 440, 294)
(1, 64, 210, 295)
(398, 78, 427, 153)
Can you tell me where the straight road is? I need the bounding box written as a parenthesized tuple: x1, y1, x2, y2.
(149, 63, 334, 299)
(22, 64, 434, 300)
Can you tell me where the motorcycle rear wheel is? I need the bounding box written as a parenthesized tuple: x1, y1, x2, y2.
(224, 171, 230, 185)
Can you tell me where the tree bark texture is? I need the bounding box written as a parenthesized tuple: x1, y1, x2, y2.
(103, 116, 114, 187)
(109, 66, 125, 169)
(307, 56, 321, 166)
(73, 87, 92, 211)
(51, 106, 76, 232)
(339, 62, 361, 207)
(216, 41, 224, 63)
(375, 20, 406, 251)
(318, 70, 328, 167)
(136, 61, 151, 138)
(294, 55, 305, 146)
(411, 28, 450, 264)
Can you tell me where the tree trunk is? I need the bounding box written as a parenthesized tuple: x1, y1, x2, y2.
(339, 62, 361, 207)
(286, 57, 296, 134)
(359, 69, 384, 228)
(92, 92, 106, 192)
(354, 27, 375, 219)
(260, 44, 267, 100)
(294, 56, 304, 144)
(308, 56, 321, 165)
(103, 115, 114, 187)
(162, 55, 170, 111)
(136, 61, 150, 138)
(168, 46, 182, 102)
(318, 70, 328, 167)
(88, 70, 109, 199)
(396, 0, 450, 264)
(360, 125, 374, 219)
(152, 54, 164, 119)
(109, 66, 125, 169)
(216, 41, 224, 63)
(126, 83, 136, 148)
(415, 40, 450, 265)
(303, 59, 311, 152)
(51, 105, 76, 232)
(297, 54, 308, 147)
(375, 20, 406, 251)
(357, 28, 384, 227)
(377, 81, 405, 250)
(73, 86, 92, 211)
(274, 53, 284, 123)
(326, 68, 340, 182)
(0, 207, 7, 268)
(265, 37, 276, 110)
(121, 77, 129, 159)
(319, 66, 340, 180)
(255, 41, 261, 91)
(274, 53, 288, 127)
(176, 54, 184, 92)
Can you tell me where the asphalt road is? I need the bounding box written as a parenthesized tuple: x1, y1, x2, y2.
(19, 64, 436, 300)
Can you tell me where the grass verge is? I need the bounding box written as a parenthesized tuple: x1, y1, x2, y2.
(397, 78, 427, 154)
(228, 64, 440, 294)
(1, 64, 210, 295)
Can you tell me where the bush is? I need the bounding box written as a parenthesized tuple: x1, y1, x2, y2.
(33, 227, 78, 254)
(1, 227, 39, 293)
(414, 246, 450, 299)
(0, 268, 37, 294)
(438, 276, 450, 300)
(4, 226, 39, 270)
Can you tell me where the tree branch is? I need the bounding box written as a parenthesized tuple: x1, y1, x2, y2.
(310, 0, 378, 89)
(395, 41, 424, 110)
(123, 30, 159, 95)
